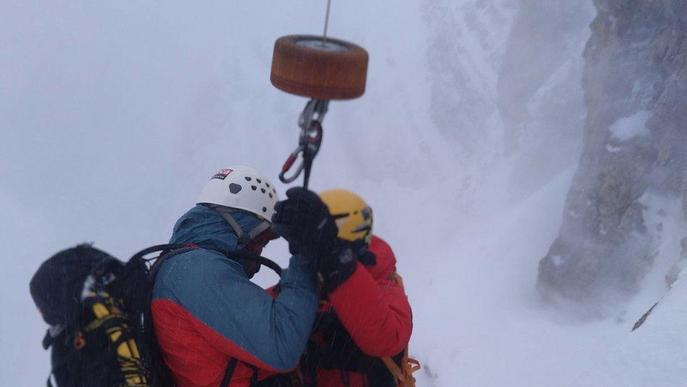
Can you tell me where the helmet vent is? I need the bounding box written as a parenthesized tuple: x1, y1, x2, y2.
(257, 179, 262, 184)
(251, 185, 257, 191)
(262, 206, 267, 213)
(245, 177, 252, 182)
(229, 183, 242, 194)
(261, 188, 266, 193)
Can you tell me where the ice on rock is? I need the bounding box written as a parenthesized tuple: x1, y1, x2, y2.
(609, 110, 651, 142)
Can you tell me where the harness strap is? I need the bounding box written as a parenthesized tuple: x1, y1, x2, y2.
(44, 330, 82, 387)
(381, 357, 403, 381)
(381, 349, 421, 387)
(249, 364, 259, 386)
(218, 358, 260, 387)
(152, 245, 195, 274)
(130, 244, 188, 262)
(220, 358, 238, 387)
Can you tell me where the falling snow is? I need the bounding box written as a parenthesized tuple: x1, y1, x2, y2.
(2, 1, 686, 387)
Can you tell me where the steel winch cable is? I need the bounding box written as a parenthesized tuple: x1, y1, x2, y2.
(323, 0, 332, 45)
(279, 0, 336, 189)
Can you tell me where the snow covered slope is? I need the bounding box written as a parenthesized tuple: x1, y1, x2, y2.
(2, 1, 686, 386)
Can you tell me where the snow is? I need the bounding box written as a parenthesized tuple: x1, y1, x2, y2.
(550, 255, 565, 266)
(607, 144, 622, 152)
(609, 110, 652, 141)
(2, 1, 686, 386)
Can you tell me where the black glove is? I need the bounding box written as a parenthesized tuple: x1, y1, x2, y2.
(317, 244, 357, 293)
(272, 187, 339, 259)
(272, 187, 357, 292)
(351, 240, 376, 266)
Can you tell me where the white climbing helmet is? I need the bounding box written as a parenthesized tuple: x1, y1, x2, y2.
(197, 166, 280, 223)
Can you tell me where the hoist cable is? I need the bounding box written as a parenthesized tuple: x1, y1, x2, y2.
(323, 0, 332, 44)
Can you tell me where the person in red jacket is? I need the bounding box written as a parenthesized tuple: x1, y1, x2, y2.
(152, 167, 334, 387)
(295, 189, 414, 387)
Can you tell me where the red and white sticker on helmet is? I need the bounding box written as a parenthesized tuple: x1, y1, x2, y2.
(212, 168, 234, 180)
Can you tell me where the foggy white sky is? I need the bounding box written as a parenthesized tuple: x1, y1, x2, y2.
(4, 1, 687, 386)
(1, 1, 438, 383)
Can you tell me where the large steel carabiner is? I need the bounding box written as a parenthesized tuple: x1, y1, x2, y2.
(279, 99, 329, 188)
(278, 121, 324, 187)
(279, 145, 306, 184)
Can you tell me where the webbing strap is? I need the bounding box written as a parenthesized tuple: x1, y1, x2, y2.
(381, 349, 421, 387)
(211, 205, 272, 248)
(220, 358, 238, 387)
(216, 208, 248, 245)
(218, 358, 259, 387)
(83, 312, 126, 332)
(130, 244, 186, 262)
(141, 241, 283, 278)
(249, 364, 258, 386)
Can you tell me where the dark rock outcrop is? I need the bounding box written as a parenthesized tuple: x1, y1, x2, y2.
(538, 0, 687, 304)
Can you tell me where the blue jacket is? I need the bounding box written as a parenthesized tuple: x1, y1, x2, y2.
(151, 205, 318, 387)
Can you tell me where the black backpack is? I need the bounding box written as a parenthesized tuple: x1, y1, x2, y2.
(29, 243, 190, 387)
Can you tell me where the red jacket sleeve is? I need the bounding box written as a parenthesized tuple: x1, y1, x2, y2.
(328, 262, 412, 357)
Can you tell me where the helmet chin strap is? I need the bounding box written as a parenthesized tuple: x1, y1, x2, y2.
(208, 205, 272, 248)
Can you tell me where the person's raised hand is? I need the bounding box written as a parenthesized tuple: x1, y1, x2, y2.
(272, 187, 339, 259)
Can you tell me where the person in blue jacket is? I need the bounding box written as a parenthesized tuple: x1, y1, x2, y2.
(151, 166, 342, 387)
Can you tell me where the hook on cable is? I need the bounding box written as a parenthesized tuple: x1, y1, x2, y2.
(279, 99, 329, 188)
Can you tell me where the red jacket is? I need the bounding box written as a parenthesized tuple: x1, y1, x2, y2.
(303, 235, 413, 387)
(151, 206, 319, 387)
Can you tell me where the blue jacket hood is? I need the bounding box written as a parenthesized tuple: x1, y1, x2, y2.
(169, 204, 264, 255)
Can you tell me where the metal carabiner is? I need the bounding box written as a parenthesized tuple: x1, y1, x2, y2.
(279, 145, 306, 184)
(279, 99, 329, 187)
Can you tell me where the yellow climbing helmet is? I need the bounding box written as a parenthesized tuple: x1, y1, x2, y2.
(320, 189, 373, 245)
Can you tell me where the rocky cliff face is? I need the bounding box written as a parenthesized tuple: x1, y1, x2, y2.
(423, 0, 593, 204)
(538, 0, 687, 306)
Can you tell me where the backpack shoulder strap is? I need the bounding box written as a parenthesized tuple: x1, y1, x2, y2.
(218, 358, 260, 387)
(124, 243, 196, 283)
(220, 358, 238, 387)
(146, 244, 197, 281)
(130, 243, 188, 262)
(224, 249, 283, 277)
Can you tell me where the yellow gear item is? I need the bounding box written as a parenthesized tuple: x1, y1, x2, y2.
(84, 292, 149, 386)
(320, 189, 373, 244)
